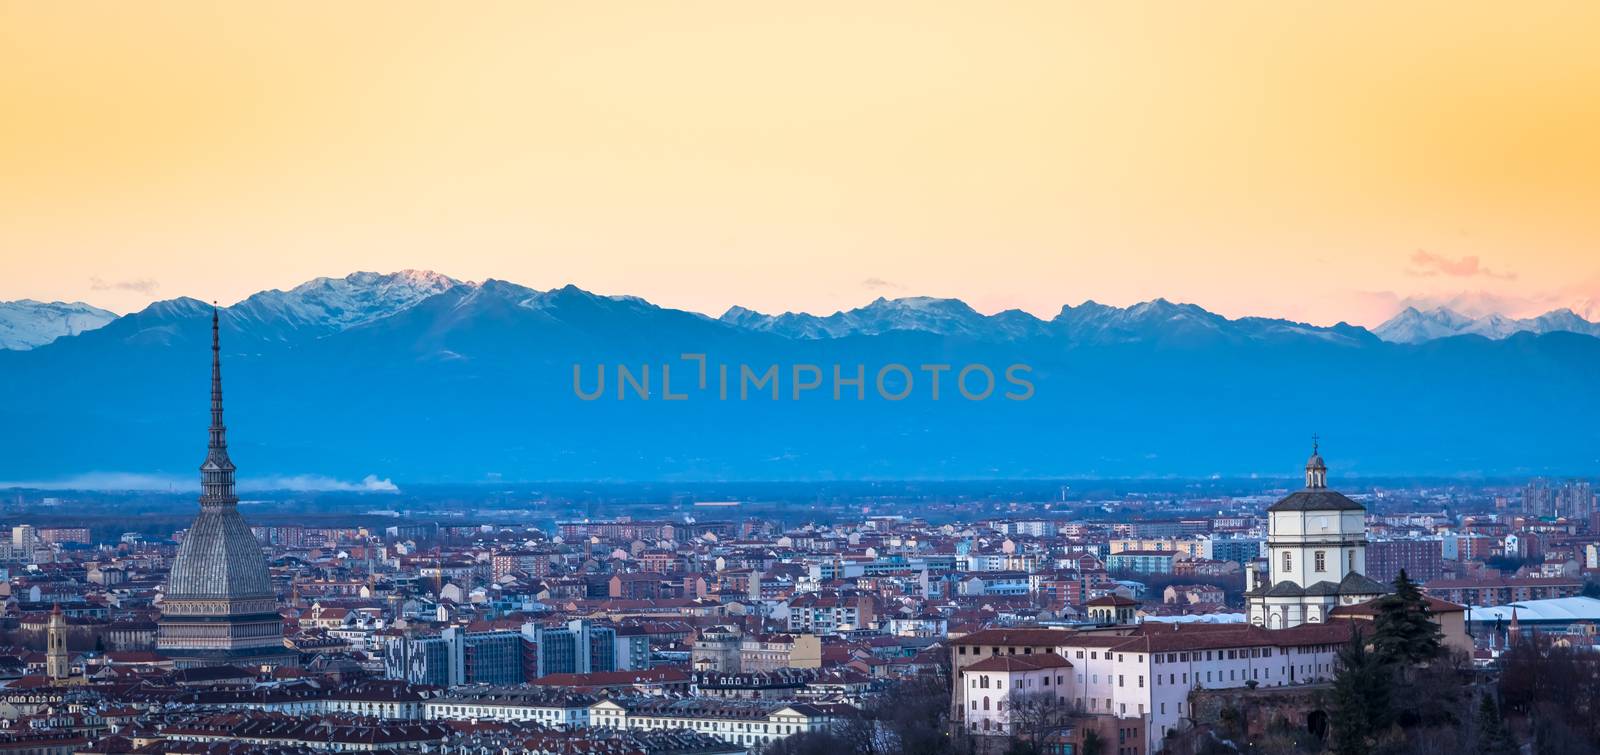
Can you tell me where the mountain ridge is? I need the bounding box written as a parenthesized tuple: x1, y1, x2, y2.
(7, 269, 1600, 349)
(2, 270, 1599, 483)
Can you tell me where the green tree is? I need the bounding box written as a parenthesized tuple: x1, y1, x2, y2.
(1330, 629, 1392, 755)
(1080, 729, 1105, 755)
(1371, 569, 1442, 665)
(1475, 693, 1517, 755)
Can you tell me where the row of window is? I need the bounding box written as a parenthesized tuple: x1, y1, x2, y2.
(1281, 549, 1356, 573)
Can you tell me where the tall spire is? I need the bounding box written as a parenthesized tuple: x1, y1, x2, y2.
(200, 306, 237, 509)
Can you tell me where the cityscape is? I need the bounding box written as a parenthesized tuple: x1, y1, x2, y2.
(5, 3, 1600, 754)
(0, 308, 1592, 752)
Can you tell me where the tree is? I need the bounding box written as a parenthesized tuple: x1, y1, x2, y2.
(1371, 570, 1442, 666)
(1080, 729, 1105, 755)
(1005, 690, 1077, 751)
(1474, 693, 1517, 755)
(1329, 629, 1392, 755)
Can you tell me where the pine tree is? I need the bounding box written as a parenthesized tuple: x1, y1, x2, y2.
(1476, 693, 1517, 755)
(1330, 629, 1392, 755)
(1371, 569, 1442, 665)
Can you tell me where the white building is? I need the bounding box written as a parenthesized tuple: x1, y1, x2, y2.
(425, 687, 596, 726)
(1246, 446, 1387, 629)
(951, 623, 1352, 752)
(960, 653, 1073, 735)
(590, 698, 843, 751)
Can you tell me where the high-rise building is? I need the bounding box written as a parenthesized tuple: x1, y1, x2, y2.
(1366, 538, 1444, 584)
(1246, 443, 1388, 629)
(383, 627, 529, 687)
(531, 619, 643, 677)
(157, 309, 295, 669)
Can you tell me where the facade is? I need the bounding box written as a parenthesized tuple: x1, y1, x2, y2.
(950, 623, 1351, 752)
(1422, 576, 1584, 606)
(425, 688, 597, 726)
(786, 592, 875, 634)
(157, 310, 294, 669)
(1200, 536, 1265, 566)
(589, 698, 842, 752)
(1246, 446, 1387, 629)
(1366, 538, 1445, 584)
(533, 619, 639, 677)
(1105, 551, 1177, 575)
(384, 627, 528, 687)
(960, 653, 1074, 735)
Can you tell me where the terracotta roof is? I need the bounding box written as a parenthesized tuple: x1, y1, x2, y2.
(964, 653, 1073, 672)
(953, 628, 1073, 647)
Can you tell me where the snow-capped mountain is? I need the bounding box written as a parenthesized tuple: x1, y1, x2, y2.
(225, 269, 461, 340)
(721, 295, 1370, 346)
(5, 270, 1600, 482)
(721, 296, 1033, 339)
(1374, 306, 1600, 344)
(0, 300, 117, 350)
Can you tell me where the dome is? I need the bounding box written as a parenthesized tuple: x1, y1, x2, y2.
(165, 506, 274, 601)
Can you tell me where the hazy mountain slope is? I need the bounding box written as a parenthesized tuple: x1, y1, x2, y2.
(2, 274, 1598, 483)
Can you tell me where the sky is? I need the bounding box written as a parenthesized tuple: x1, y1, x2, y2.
(3, 2, 1599, 326)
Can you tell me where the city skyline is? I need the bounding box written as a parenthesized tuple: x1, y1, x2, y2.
(5, 3, 1600, 326)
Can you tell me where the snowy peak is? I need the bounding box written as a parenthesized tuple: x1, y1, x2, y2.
(0, 299, 117, 350)
(719, 296, 1044, 340)
(717, 295, 1369, 345)
(227, 269, 462, 338)
(1374, 306, 1600, 343)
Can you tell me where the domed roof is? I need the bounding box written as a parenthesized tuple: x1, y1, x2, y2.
(166, 506, 274, 601)
(1267, 489, 1366, 513)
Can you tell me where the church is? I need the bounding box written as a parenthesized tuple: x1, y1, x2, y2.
(1246, 443, 1390, 628)
(156, 309, 296, 668)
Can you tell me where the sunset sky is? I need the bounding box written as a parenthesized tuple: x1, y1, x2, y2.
(3, 2, 1598, 325)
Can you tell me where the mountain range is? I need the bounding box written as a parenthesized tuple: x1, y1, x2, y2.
(1, 270, 1598, 485)
(7, 276, 1600, 350)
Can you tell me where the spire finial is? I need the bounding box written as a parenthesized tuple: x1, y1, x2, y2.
(200, 307, 237, 509)
(1312, 433, 1319, 455)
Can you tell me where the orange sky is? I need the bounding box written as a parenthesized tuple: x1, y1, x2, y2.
(3, 2, 1598, 324)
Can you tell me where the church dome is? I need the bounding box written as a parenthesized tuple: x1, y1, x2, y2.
(1268, 440, 1363, 512)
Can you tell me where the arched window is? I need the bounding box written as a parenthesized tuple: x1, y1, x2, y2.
(983, 696, 990, 710)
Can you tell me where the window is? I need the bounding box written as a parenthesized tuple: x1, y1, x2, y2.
(1283, 551, 1292, 572)
(1314, 551, 1326, 572)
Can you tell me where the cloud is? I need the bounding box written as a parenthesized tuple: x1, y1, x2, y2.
(89, 276, 161, 294)
(1406, 250, 1515, 280)
(0, 472, 399, 493)
(243, 474, 400, 492)
(0, 472, 189, 491)
(862, 277, 904, 291)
